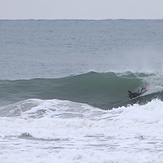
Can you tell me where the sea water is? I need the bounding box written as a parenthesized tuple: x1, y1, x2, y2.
(0, 20, 163, 162)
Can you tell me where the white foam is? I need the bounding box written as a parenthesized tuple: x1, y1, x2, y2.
(1, 99, 163, 162)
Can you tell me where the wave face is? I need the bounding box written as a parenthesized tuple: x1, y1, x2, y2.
(1, 71, 163, 109)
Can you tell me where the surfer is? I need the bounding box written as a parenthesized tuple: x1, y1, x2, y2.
(128, 91, 141, 99)
(128, 86, 147, 99)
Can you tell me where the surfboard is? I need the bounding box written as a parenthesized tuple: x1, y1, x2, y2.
(129, 86, 148, 100)
(130, 90, 147, 100)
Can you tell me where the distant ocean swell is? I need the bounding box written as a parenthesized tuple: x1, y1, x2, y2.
(0, 71, 162, 110)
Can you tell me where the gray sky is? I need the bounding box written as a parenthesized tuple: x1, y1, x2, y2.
(1, 0, 163, 19)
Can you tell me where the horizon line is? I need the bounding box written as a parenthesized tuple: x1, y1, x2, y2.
(1, 18, 163, 21)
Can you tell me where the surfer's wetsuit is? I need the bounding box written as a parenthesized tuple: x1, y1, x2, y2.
(128, 91, 141, 99)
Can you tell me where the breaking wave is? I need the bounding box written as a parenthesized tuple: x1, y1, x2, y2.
(0, 71, 163, 110)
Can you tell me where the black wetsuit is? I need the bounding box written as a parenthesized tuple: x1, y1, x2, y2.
(128, 92, 141, 99)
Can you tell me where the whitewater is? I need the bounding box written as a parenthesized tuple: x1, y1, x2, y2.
(1, 99, 163, 162)
(1, 20, 163, 162)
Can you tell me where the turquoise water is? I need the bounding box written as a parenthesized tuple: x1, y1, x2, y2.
(0, 72, 162, 109)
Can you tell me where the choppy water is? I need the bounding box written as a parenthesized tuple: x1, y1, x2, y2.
(1, 20, 163, 162)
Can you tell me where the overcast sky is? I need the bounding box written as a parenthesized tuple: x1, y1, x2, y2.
(1, 0, 163, 19)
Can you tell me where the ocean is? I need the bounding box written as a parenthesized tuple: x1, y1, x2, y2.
(0, 19, 163, 162)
